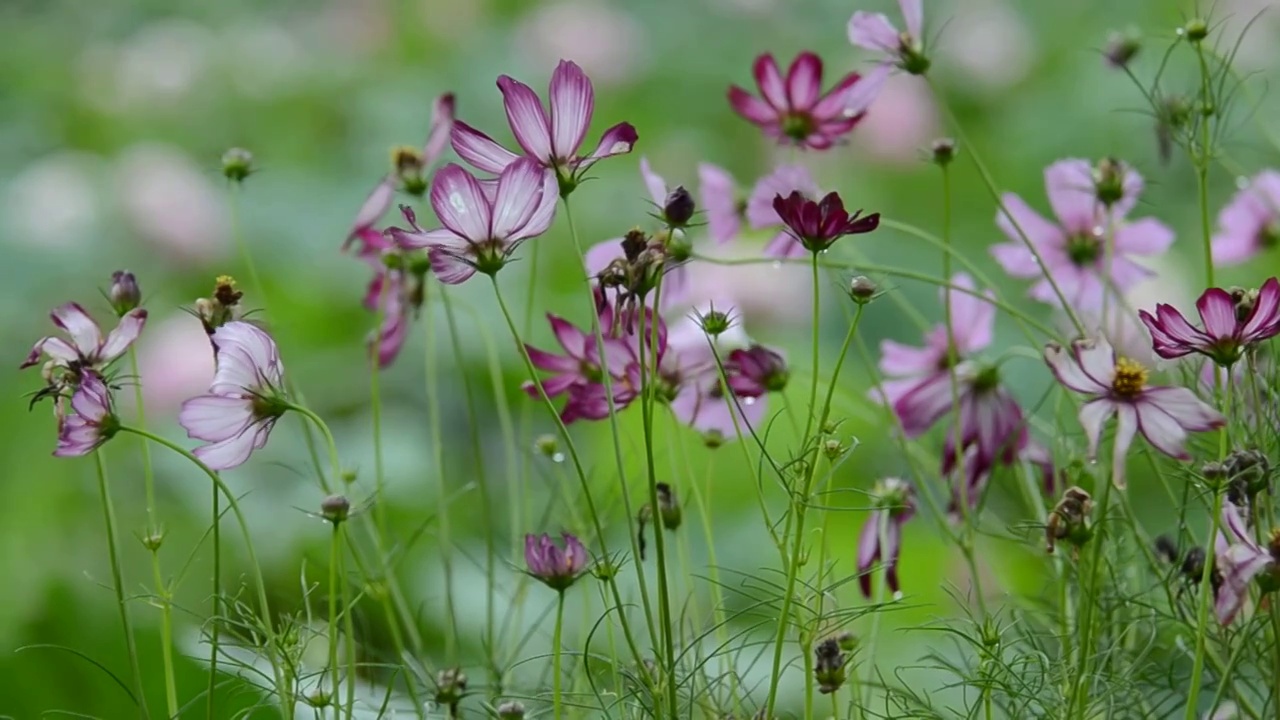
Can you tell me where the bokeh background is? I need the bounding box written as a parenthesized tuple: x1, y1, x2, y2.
(3, 0, 1280, 716)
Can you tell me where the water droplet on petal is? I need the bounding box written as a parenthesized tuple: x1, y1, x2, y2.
(743, 396, 757, 406)
(892, 590, 904, 602)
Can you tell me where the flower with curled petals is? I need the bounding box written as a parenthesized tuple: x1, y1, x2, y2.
(450, 60, 637, 196)
(1140, 278, 1280, 367)
(991, 158, 1172, 311)
(1214, 502, 1280, 625)
(525, 532, 589, 592)
(395, 158, 558, 285)
(848, 0, 929, 75)
(178, 322, 289, 471)
(1043, 335, 1225, 488)
(857, 477, 916, 598)
(22, 302, 148, 377)
(728, 53, 871, 150)
(55, 372, 119, 457)
(1211, 170, 1280, 266)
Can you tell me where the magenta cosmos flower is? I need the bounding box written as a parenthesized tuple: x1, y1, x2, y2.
(525, 532, 589, 591)
(1043, 336, 1225, 487)
(55, 372, 119, 457)
(772, 190, 880, 254)
(728, 53, 869, 150)
(345, 93, 455, 250)
(857, 477, 915, 598)
(395, 158, 558, 284)
(747, 164, 821, 258)
(1140, 277, 1280, 367)
(523, 310, 640, 423)
(991, 159, 1172, 310)
(1214, 502, 1280, 625)
(657, 315, 775, 441)
(22, 302, 148, 375)
(848, 0, 929, 75)
(178, 322, 289, 470)
(1211, 170, 1280, 266)
(451, 60, 637, 191)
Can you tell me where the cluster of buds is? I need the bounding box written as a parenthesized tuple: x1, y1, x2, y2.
(1045, 486, 1094, 555)
(194, 275, 245, 337)
(596, 229, 673, 321)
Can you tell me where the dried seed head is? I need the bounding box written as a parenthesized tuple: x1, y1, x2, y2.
(813, 637, 847, 694)
(497, 700, 527, 719)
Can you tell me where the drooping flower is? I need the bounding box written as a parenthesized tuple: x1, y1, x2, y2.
(857, 477, 916, 598)
(948, 441, 1055, 516)
(1043, 335, 1225, 487)
(848, 0, 929, 75)
(55, 372, 119, 457)
(396, 158, 558, 284)
(450, 60, 637, 193)
(698, 163, 743, 244)
(1211, 170, 1280, 266)
(1140, 278, 1280, 367)
(725, 344, 789, 397)
(727, 53, 869, 150)
(771, 190, 880, 254)
(178, 322, 289, 470)
(522, 312, 640, 423)
(22, 303, 148, 376)
(991, 159, 1173, 310)
(1214, 501, 1280, 624)
(363, 206, 435, 367)
(524, 532, 589, 591)
(746, 164, 821, 258)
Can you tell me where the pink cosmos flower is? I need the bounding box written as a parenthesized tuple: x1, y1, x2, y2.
(345, 93, 455, 250)
(450, 60, 638, 188)
(22, 302, 148, 375)
(857, 477, 916, 598)
(523, 312, 639, 423)
(1214, 502, 1279, 625)
(178, 321, 289, 470)
(725, 344, 789, 397)
(55, 372, 119, 457)
(525, 532, 589, 591)
(367, 272, 412, 368)
(727, 53, 868, 150)
(396, 158, 558, 284)
(746, 164, 820, 258)
(659, 316, 772, 440)
(771, 190, 880, 254)
(1140, 278, 1280, 367)
(991, 159, 1173, 310)
(698, 163, 742, 244)
(1211, 170, 1280, 266)
(847, 0, 928, 75)
(1043, 335, 1225, 487)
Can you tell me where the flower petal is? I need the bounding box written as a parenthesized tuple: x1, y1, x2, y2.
(346, 176, 395, 247)
(71, 373, 112, 421)
(1043, 342, 1107, 394)
(99, 309, 148, 364)
(179, 394, 255, 443)
(1113, 217, 1174, 256)
(899, 0, 924, 39)
(840, 64, 888, 118)
(848, 11, 900, 53)
(51, 303, 103, 357)
(490, 158, 546, 240)
(1194, 288, 1238, 340)
(728, 86, 777, 126)
(698, 163, 740, 244)
(639, 157, 667, 207)
(192, 424, 264, 471)
(548, 60, 594, 159)
(785, 52, 823, 109)
(497, 74, 553, 162)
(1076, 398, 1116, 462)
(752, 54, 788, 109)
(1045, 159, 1098, 232)
(430, 163, 492, 242)
(421, 93, 456, 167)
(577, 122, 638, 170)
(427, 246, 478, 285)
(210, 322, 283, 393)
(450, 120, 521, 175)
(894, 371, 953, 437)
(21, 336, 78, 368)
(1240, 277, 1280, 341)
(879, 337, 944, 377)
(1140, 386, 1225, 432)
(1109, 403, 1139, 488)
(944, 274, 995, 354)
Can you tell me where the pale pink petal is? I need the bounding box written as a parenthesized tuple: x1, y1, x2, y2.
(728, 87, 777, 125)
(54, 416, 101, 457)
(548, 60, 594, 159)
(1110, 403, 1139, 488)
(209, 322, 282, 393)
(1113, 218, 1175, 256)
(1222, 502, 1254, 546)
(70, 374, 111, 421)
(944, 274, 995, 354)
(1075, 336, 1117, 388)
(578, 122, 638, 168)
(347, 177, 394, 246)
(549, 315, 589, 358)
(427, 246, 479, 285)
(1141, 386, 1225, 431)
(514, 168, 560, 241)
(585, 238, 624, 277)
(52, 303, 103, 357)
(639, 157, 667, 207)
(1216, 544, 1273, 624)
(894, 371, 953, 437)
(192, 425, 262, 471)
(763, 230, 803, 258)
(995, 192, 1064, 253)
(430, 163, 492, 242)
(747, 165, 818, 228)
(785, 52, 823, 109)
(179, 394, 255, 443)
(1196, 288, 1238, 339)
(1045, 159, 1098, 232)
(99, 309, 148, 363)
(1132, 397, 1192, 459)
(497, 75, 553, 162)
(23, 336, 79, 368)
(840, 63, 889, 117)
(451, 121, 521, 175)
(879, 338, 943, 376)
(899, 0, 924, 39)
(395, 227, 465, 251)
(752, 54, 788, 109)
(811, 70, 864, 118)
(848, 11, 900, 54)
(1043, 343, 1107, 394)
(421, 93, 456, 167)
(490, 158, 546, 239)
(698, 163, 740, 244)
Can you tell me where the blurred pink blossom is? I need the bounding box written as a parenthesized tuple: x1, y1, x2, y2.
(514, 1, 646, 86)
(113, 144, 229, 264)
(79, 20, 214, 114)
(133, 313, 216, 415)
(2, 152, 103, 250)
(853, 73, 940, 165)
(944, 1, 1034, 92)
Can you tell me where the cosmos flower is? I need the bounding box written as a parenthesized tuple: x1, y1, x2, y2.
(1140, 278, 1280, 367)
(22, 303, 148, 376)
(771, 190, 880, 254)
(745, 164, 820, 258)
(848, 0, 929, 75)
(857, 477, 916, 597)
(522, 312, 639, 423)
(727, 53, 869, 150)
(55, 372, 119, 457)
(1211, 170, 1280, 266)
(525, 532, 589, 591)
(698, 162, 742, 244)
(1214, 501, 1279, 625)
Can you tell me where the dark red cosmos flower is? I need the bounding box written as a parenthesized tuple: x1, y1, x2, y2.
(772, 191, 880, 253)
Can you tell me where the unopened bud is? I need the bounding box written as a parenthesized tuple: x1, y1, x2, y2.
(221, 148, 255, 183)
(656, 482, 682, 531)
(822, 438, 847, 461)
(434, 668, 467, 707)
(109, 271, 141, 316)
(696, 307, 735, 336)
(703, 429, 725, 449)
(340, 468, 358, 485)
(836, 630, 857, 652)
(1092, 157, 1127, 208)
(1103, 30, 1142, 69)
(320, 495, 350, 524)
(141, 531, 165, 552)
(304, 688, 332, 708)
(593, 558, 619, 582)
(534, 434, 560, 458)
(849, 276, 878, 304)
(662, 186, 696, 227)
(392, 146, 427, 196)
(1183, 18, 1208, 43)
(930, 138, 957, 166)
(497, 700, 527, 719)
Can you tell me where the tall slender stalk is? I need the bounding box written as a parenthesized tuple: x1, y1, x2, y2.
(552, 591, 566, 720)
(422, 303, 459, 662)
(1185, 487, 1225, 719)
(328, 522, 343, 708)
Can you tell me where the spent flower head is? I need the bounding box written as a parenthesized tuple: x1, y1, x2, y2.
(857, 477, 916, 598)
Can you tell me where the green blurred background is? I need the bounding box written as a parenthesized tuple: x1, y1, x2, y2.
(3, 0, 1279, 716)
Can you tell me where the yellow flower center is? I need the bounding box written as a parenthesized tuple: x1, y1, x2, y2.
(1111, 356, 1148, 398)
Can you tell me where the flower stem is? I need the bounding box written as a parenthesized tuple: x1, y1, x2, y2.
(1195, 43, 1215, 289)
(1069, 472, 1114, 720)
(93, 450, 151, 720)
(208, 469, 221, 719)
(1184, 486, 1225, 720)
(553, 590, 566, 720)
(328, 521, 342, 708)
(341, 526, 357, 720)
(423, 302, 459, 662)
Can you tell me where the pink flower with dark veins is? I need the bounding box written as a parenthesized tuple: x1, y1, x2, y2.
(727, 53, 870, 150)
(22, 302, 148, 376)
(178, 321, 289, 470)
(1043, 335, 1225, 487)
(1214, 502, 1280, 625)
(1139, 277, 1280, 367)
(450, 60, 637, 193)
(525, 532, 589, 591)
(55, 372, 120, 457)
(1211, 170, 1280, 266)
(991, 159, 1172, 311)
(522, 312, 639, 423)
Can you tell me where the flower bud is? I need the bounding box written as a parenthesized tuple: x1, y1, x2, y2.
(321, 495, 350, 524)
(534, 434, 560, 459)
(849, 276, 878, 304)
(392, 145, 427, 197)
(662, 186, 696, 227)
(593, 557, 619, 582)
(340, 468, 358, 485)
(929, 138, 957, 167)
(109, 271, 141, 316)
(1092, 157, 1127, 208)
(304, 688, 332, 708)
(703, 429, 725, 449)
(696, 306, 735, 336)
(656, 482, 682, 531)
(221, 148, 255, 183)
(836, 630, 857, 652)
(1045, 486, 1093, 554)
(813, 637, 846, 694)
(497, 700, 527, 719)
(1103, 29, 1141, 69)
(1182, 18, 1208, 43)
(822, 438, 847, 461)
(434, 668, 467, 709)
(141, 531, 165, 552)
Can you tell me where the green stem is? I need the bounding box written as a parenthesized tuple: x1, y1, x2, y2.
(208, 471, 221, 720)
(1195, 43, 1215, 289)
(553, 591, 566, 720)
(1070, 473, 1114, 720)
(328, 522, 342, 707)
(1184, 487, 1225, 720)
(423, 301, 459, 662)
(94, 450, 151, 720)
(368, 282, 388, 544)
(341, 525, 357, 720)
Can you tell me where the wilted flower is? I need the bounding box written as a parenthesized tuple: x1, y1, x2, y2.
(813, 637, 847, 694)
(1139, 278, 1280, 367)
(451, 60, 637, 194)
(771, 191, 880, 254)
(193, 275, 245, 337)
(848, 0, 929, 75)
(55, 372, 119, 457)
(698, 163, 744, 244)
(727, 53, 869, 150)
(991, 159, 1173, 310)
(397, 159, 558, 284)
(108, 271, 141, 316)
(525, 532, 589, 591)
(22, 302, 148, 376)
(857, 477, 916, 597)
(1043, 335, 1225, 487)
(1211, 171, 1280, 266)
(747, 164, 821, 258)
(725, 344, 789, 396)
(1045, 486, 1094, 554)
(1214, 502, 1280, 624)
(178, 322, 289, 470)
(522, 312, 639, 423)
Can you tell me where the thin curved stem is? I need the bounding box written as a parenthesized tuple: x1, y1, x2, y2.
(328, 522, 342, 707)
(553, 591, 566, 720)
(1184, 487, 1224, 720)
